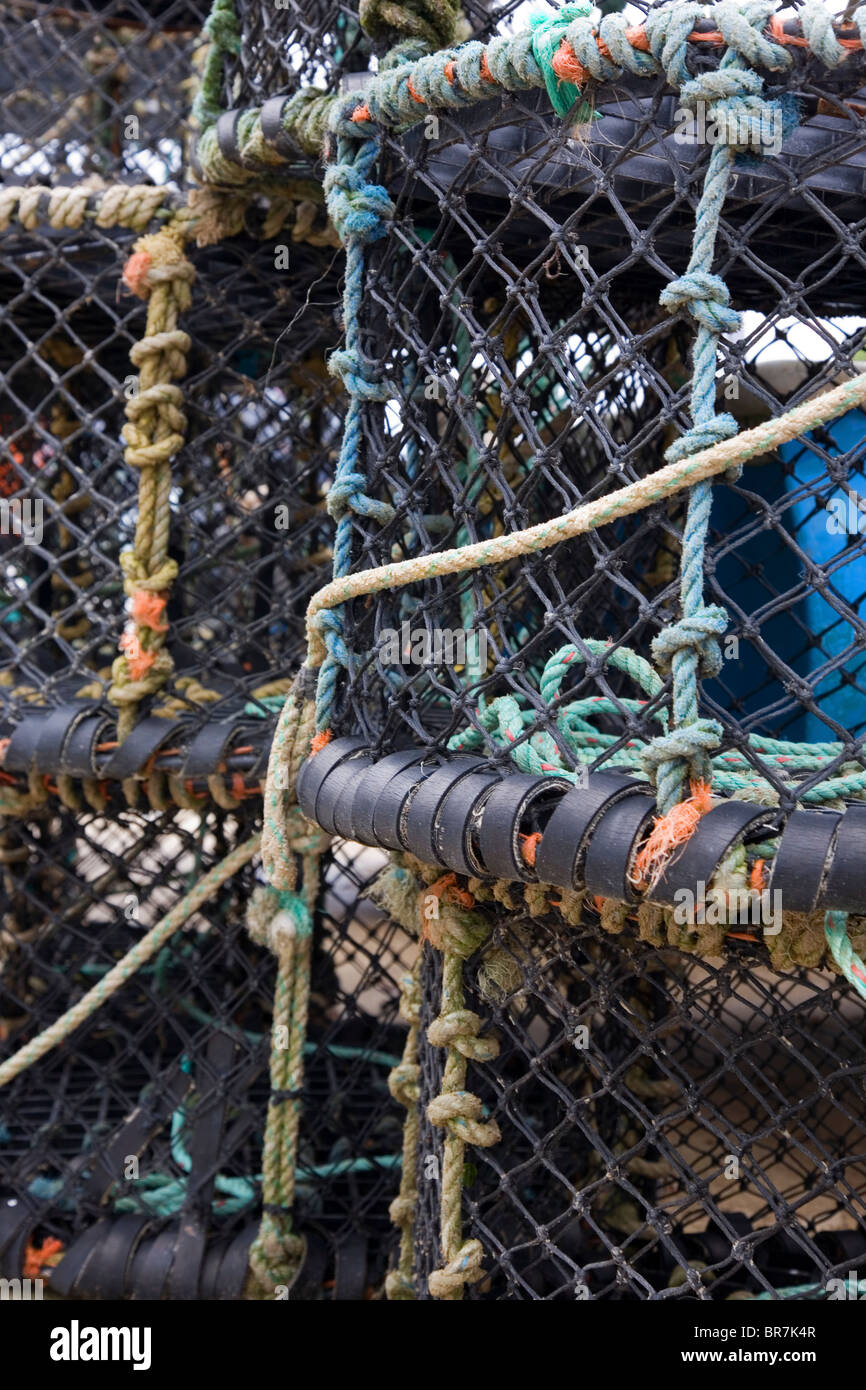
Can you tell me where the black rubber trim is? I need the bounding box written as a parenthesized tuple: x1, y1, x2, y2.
(534, 772, 646, 890)
(435, 770, 501, 877)
(76, 1215, 151, 1299)
(822, 803, 866, 911)
(651, 800, 776, 906)
(216, 109, 241, 163)
(214, 1226, 257, 1300)
(166, 1031, 236, 1300)
(62, 714, 111, 777)
(181, 720, 239, 780)
(769, 808, 841, 914)
(130, 1227, 177, 1301)
(317, 752, 374, 835)
(348, 750, 428, 845)
(260, 96, 300, 157)
(477, 773, 571, 882)
(296, 737, 365, 822)
(35, 702, 98, 773)
(0, 1195, 37, 1280)
(402, 756, 486, 866)
(3, 714, 49, 772)
(289, 1230, 329, 1300)
(98, 717, 185, 781)
(373, 756, 442, 852)
(333, 1233, 367, 1301)
(83, 1063, 192, 1204)
(49, 1220, 110, 1298)
(584, 793, 656, 901)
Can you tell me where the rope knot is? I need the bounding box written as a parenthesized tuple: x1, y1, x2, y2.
(659, 269, 740, 336)
(426, 1090, 500, 1146)
(322, 161, 394, 244)
(388, 1060, 420, 1106)
(358, 0, 463, 52)
(427, 1238, 487, 1298)
(427, 1009, 500, 1062)
(651, 603, 729, 678)
(246, 884, 312, 962)
(327, 348, 393, 402)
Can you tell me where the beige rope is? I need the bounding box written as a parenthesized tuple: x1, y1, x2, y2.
(305, 373, 866, 668)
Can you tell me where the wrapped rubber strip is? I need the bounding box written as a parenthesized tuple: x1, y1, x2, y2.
(435, 770, 502, 877)
(349, 749, 429, 845)
(373, 755, 443, 852)
(650, 800, 776, 906)
(534, 772, 646, 890)
(821, 803, 866, 912)
(402, 756, 487, 866)
(584, 793, 657, 901)
(477, 773, 571, 882)
(316, 751, 374, 835)
(296, 737, 366, 823)
(768, 808, 842, 914)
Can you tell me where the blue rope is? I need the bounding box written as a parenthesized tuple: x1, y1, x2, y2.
(316, 109, 397, 731)
(640, 0, 794, 813)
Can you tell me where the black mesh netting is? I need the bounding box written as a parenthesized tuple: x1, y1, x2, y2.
(3, 0, 866, 1303)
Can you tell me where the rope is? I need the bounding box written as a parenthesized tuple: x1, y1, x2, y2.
(245, 878, 317, 1295)
(107, 220, 196, 747)
(191, 2, 866, 177)
(423, 892, 499, 1300)
(0, 835, 260, 1091)
(315, 106, 396, 732)
(825, 911, 866, 1000)
(302, 372, 866, 672)
(385, 958, 421, 1300)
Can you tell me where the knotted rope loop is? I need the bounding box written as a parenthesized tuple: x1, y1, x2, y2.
(427, 1008, 500, 1062)
(427, 1238, 487, 1298)
(327, 349, 394, 403)
(426, 1089, 500, 1146)
(359, 0, 464, 52)
(322, 156, 394, 244)
(651, 604, 729, 679)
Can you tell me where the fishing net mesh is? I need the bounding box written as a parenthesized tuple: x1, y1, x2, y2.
(1, 0, 866, 1300)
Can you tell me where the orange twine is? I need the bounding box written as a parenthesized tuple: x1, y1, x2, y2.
(749, 858, 766, 892)
(519, 831, 543, 868)
(122, 250, 153, 300)
(310, 730, 333, 755)
(632, 780, 714, 890)
(23, 1237, 64, 1278)
(131, 590, 168, 632)
(118, 631, 155, 681)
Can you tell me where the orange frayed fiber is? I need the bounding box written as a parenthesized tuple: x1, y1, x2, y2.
(23, 1237, 64, 1278)
(750, 858, 766, 892)
(309, 729, 333, 755)
(519, 831, 542, 868)
(632, 780, 714, 891)
(118, 631, 155, 681)
(122, 250, 152, 299)
(131, 590, 168, 631)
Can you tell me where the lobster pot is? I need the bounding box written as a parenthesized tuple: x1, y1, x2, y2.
(0, 820, 410, 1298)
(0, 203, 409, 1296)
(0, 211, 337, 724)
(296, 18, 866, 1300)
(0, 1, 207, 185)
